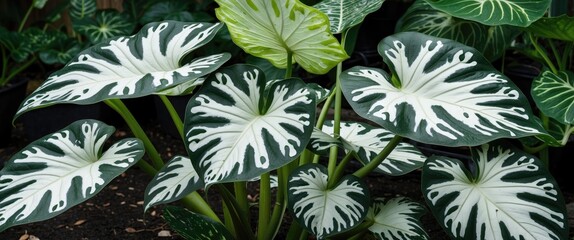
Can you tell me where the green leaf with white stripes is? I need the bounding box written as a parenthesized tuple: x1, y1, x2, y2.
(396, 0, 520, 61)
(422, 143, 568, 240)
(214, 0, 348, 74)
(313, 0, 385, 34)
(185, 64, 316, 187)
(424, 0, 551, 27)
(532, 70, 574, 125)
(288, 164, 370, 239)
(74, 10, 135, 44)
(16, 21, 229, 119)
(70, 0, 96, 19)
(309, 121, 426, 176)
(163, 205, 234, 240)
(366, 197, 429, 240)
(340, 32, 545, 147)
(0, 120, 144, 232)
(144, 156, 204, 212)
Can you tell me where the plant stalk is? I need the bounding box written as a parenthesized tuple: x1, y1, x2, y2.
(158, 95, 184, 140)
(218, 184, 256, 240)
(327, 151, 354, 189)
(353, 135, 403, 178)
(257, 173, 271, 240)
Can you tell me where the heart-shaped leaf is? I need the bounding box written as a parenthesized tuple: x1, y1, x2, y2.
(532, 70, 574, 125)
(422, 143, 568, 240)
(288, 164, 370, 239)
(74, 10, 135, 44)
(214, 0, 349, 74)
(424, 0, 551, 27)
(0, 120, 144, 232)
(313, 0, 385, 34)
(163, 205, 234, 240)
(185, 64, 316, 187)
(526, 15, 574, 42)
(16, 21, 230, 119)
(340, 32, 545, 147)
(144, 156, 204, 212)
(309, 121, 426, 176)
(396, 0, 520, 61)
(366, 197, 429, 239)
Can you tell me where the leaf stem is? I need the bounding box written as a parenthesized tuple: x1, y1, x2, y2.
(218, 184, 256, 240)
(158, 95, 184, 140)
(353, 135, 402, 178)
(529, 33, 558, 74)
(328, 34, 346, 178)
(327, 151, 354, 189)
(257, 173, 271, 240)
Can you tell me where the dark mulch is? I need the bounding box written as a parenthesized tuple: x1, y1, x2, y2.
(0, 118, 573, 240)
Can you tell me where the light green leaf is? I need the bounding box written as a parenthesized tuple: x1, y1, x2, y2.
(424, 0, 551, 27)
(16, 21, 229, 119)
(70, 0, 96, 19)
(163, 205, 234, 240)
(74, 10, 135, 43)
(422, 143, 568, 240)
(288, 164, 370, 239)
(33, 0, 48, 9)
(144, 156, 204, 212)
(526, 15, 574, 41)
(214, 0, 349, 74)
(309, 121, 426, 176)
(532, 70, 574, 125)
(313, 0, 385, 34)
(0, 120, 144, 232)
(185, 65, 316, 187)
(367, 197, 429, 240)
(397, 0, 520, 61)
(340, 32, 545, 147)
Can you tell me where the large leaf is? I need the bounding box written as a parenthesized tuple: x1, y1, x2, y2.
(526, 15, 574, 42)
(0, 120, 144, 232)
(313, 0, 385, 34)
(74, 10, 135, 44)
(144, 156, 204, 212)
(69, 0, 96, 19)
(214, 0, 349, 74)
(366, 197, 429, 240)
(16, 21, 230, 118)
(340, 32, 545, 147)
(185, 64, 316, 187)
(287, 164, 370, 239)
(309, 121, 426, 176)
(424, 0, 551, 27)
(396, 0, 520, 61)
(163, 205, 234, 240)
(532, 70, 574, 125)
(422, 143, 568, 240)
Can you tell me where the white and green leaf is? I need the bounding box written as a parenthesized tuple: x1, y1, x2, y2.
(532, 70, 574, 125)
(163, 205, 234, 240)
(185, 64, 316, 187)
(0, 120, 144, 232)
(17, 21, 229, 118)
(144, 156, 204, 212)
(366, 197, 429, 240)
(288, 164, 370, 239)
(313, 0, 385, 34)
(309, 121, 426, 176)
(74, 10, 135, 44)
(424, 0, 551, 27)
(340, 32, 545, 147)
(422, 143, 568, 240)
(214, 0, 349, 74)
(397, 0, 520, 61)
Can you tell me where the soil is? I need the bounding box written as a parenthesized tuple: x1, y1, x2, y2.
(0, 116, 573, 240)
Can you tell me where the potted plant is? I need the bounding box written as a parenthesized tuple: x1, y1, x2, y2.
(0, 0, 570, 239)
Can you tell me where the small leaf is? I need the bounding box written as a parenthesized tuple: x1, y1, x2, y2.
(532, 70, 574, 125)
(163, 206, 234, 240)
(288, 164, 370, 239)
(70, 0, 97, 19)
(313, 0, 385, 34)
(367, 197, 429, 239)
(526, 15, 574, 41)
(73, 10, 135, 44)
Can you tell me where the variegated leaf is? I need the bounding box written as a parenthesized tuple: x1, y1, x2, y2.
(0, 120, 144, 232)
(214, 0, 349, 74)
(163, 205, 234, 240)
(340, 32, 545, 147)
(288, 164, 370, 239)
(396, 0, 520, 61)
(313, 0, 385, 34)
(532, 70, 574, 125)
(367, 197, 428, 240)
(309, 121, 426, 176)
(144, 156, 204, 212)
(16, 21, 230, 118)
(185, 64, 315, 187)
(422, 143, 568, 240)
(424, 0, 551, 27)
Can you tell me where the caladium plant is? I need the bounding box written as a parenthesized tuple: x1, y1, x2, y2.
(0, 0, 570, 239)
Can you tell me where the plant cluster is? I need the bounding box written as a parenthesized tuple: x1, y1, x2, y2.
(0, 0, 572, 239)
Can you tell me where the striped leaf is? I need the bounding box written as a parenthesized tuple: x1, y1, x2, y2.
(366, 197, 429, 240)
(73, 10, 135, 44)
(163, 206, 234, 240)
(313, 0, 385, 34)
(69, 0, 96, 19)
(532, 70, 574, 125)
(0, 120, 144, 232)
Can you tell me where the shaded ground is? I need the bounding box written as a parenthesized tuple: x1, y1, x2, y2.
(1, 118, 573, 240)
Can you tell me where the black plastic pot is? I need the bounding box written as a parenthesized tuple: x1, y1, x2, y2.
(0, 77, 28, 147)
